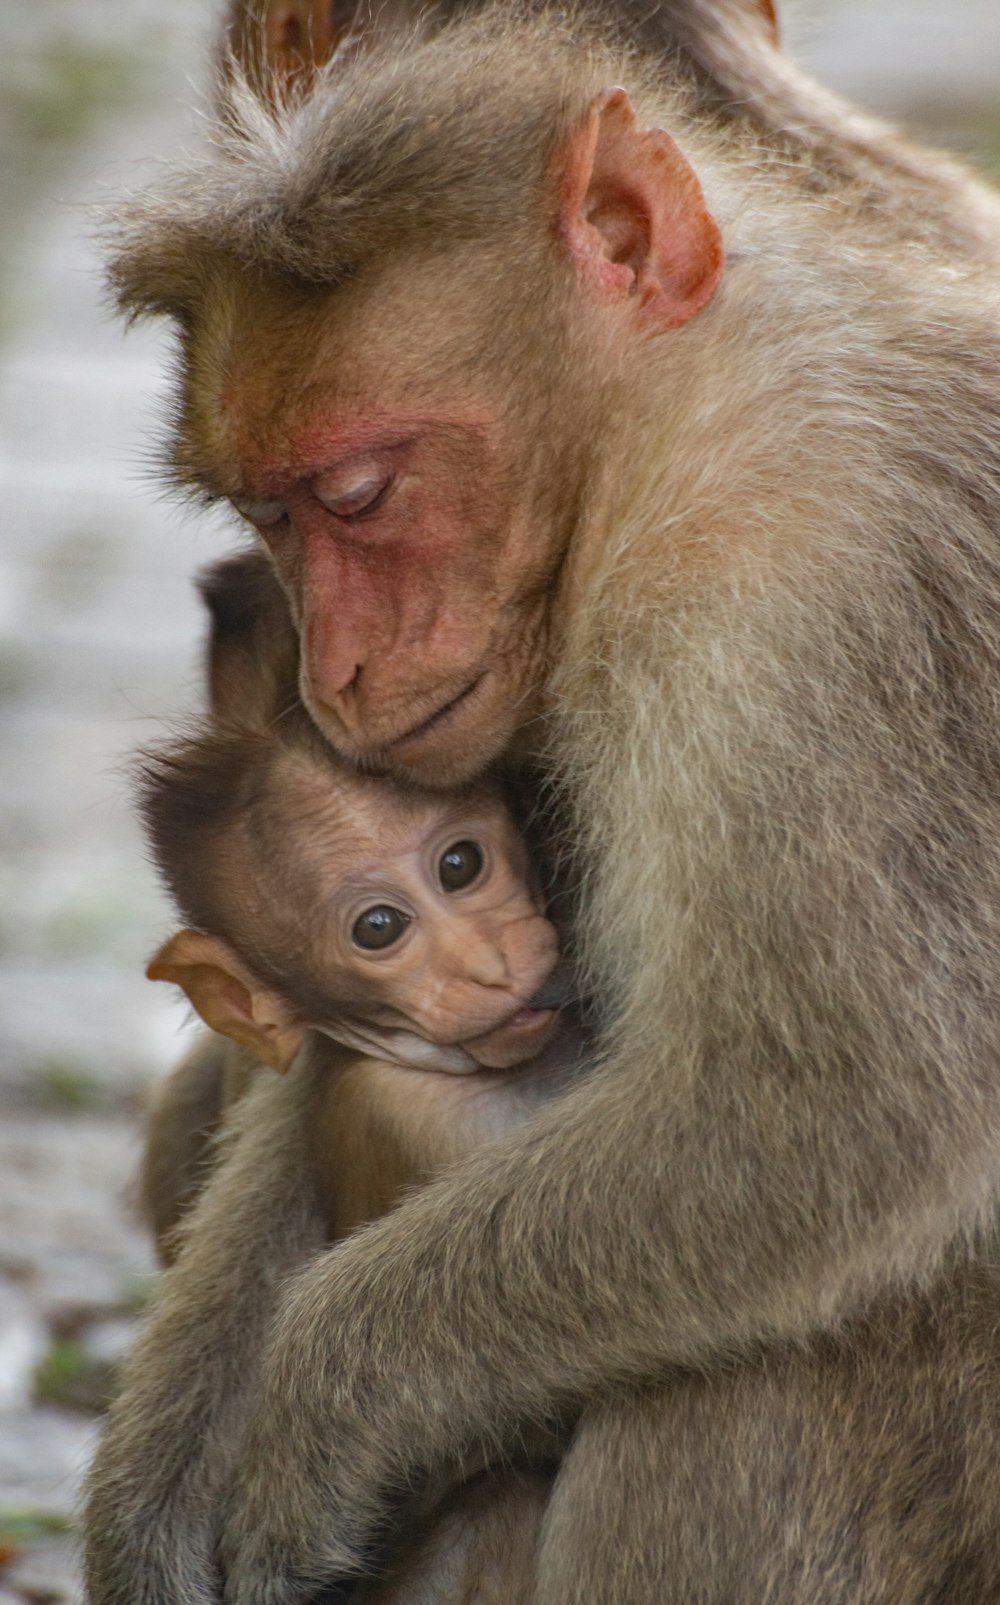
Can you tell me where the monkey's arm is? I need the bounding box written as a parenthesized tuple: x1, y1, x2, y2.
(221, 975, 1000, 1599)
(85, 1058, 329, 1605)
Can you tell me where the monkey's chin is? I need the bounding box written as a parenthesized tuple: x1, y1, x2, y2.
(463, 1006, 559, 1070)
(387, 723, 506, 788)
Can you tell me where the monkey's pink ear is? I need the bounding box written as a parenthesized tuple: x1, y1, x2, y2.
(554, 89, 724, 333)
(147, 930, 304, 1074)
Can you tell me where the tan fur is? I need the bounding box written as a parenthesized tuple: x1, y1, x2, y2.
(137, 1032, 231, 1260)
(88, 1058, 330, 1604)
(363, 1468, 550, 1605)
(611, 0, 1000, 262)
(135, 1027, 565, 1603)
(88, 6, 1000, 1604)
(217, 0, 1000, 266)
(113, 1034, 560, 1605)
(312, 1051, 575, 1236)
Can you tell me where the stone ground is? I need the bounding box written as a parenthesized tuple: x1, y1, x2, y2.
(0, 2, 997, 1600)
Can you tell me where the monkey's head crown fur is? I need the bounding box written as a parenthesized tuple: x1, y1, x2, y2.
(105, 11, 659, 322)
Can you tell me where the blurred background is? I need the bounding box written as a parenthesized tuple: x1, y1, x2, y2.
(0, 2, 998, 1599)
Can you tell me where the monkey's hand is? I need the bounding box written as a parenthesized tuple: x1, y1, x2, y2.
(218, 1265, 404, 1603)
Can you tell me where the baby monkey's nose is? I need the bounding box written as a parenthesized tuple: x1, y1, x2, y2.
(462, 941, 511, 988)
(443, 924, 511, 989)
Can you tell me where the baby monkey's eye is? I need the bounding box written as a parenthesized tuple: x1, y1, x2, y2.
(439, 841, 484, 892)
(352, 905, 410, 951)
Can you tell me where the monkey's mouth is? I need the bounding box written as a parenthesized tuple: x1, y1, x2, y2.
(462, 964, 572, 1069)
(464, 1003, 559, 1068)
(388, 675, 485, 752)
(497, 963, 576, 1034)
(501, 1004, 557, 1033)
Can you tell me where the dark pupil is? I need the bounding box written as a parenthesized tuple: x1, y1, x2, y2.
(351, 905, 407, 951)
(439, 841, 484, 892)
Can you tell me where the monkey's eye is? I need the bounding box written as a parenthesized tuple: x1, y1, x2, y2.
(231, 495, 287, 528)
(314, 467, 391, 521)
(438, 841, 484, 892)
(351, 904, 410, 951)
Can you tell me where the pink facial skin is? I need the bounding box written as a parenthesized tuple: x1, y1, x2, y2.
(240, 757, 563, 1073)
(305, 790, 562, 1071)
(222, 400, 555, 788)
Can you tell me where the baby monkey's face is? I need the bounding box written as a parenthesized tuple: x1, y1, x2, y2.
(146, 746, 563, 1075)
(306, 790, 560, 1069)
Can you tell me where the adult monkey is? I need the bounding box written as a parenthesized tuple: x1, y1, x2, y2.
(87, 8, 1000, 1605)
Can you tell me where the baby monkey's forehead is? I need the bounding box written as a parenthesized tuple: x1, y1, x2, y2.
(262, 744, 512, 878)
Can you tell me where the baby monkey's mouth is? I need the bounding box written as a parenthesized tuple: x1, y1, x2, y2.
(463, 963, 576, 1070)
(464, 1005, 557, 1067)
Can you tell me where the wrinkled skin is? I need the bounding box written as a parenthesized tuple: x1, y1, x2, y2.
(182, 250, 593, 788)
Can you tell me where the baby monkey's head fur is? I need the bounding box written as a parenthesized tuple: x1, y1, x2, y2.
(139, 709, 561, 1073)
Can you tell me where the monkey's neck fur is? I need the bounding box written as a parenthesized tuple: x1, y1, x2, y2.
(552, 193, 1000, 1294)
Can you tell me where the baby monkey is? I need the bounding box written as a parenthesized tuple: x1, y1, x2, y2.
(144, 714, 568, 1079)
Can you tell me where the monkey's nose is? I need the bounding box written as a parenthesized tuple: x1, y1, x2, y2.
(458, 937, 511, 989)
(315, 674, 370, 741)
(302, 631, 366, 726)
(329, 664, 363, 698)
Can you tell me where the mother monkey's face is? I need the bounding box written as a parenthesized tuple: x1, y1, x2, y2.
(180, 258, 576, 787)
(138, 81, 722, 785)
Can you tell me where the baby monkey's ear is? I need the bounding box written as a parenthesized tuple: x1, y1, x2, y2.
(147, 930, 304, 1073)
